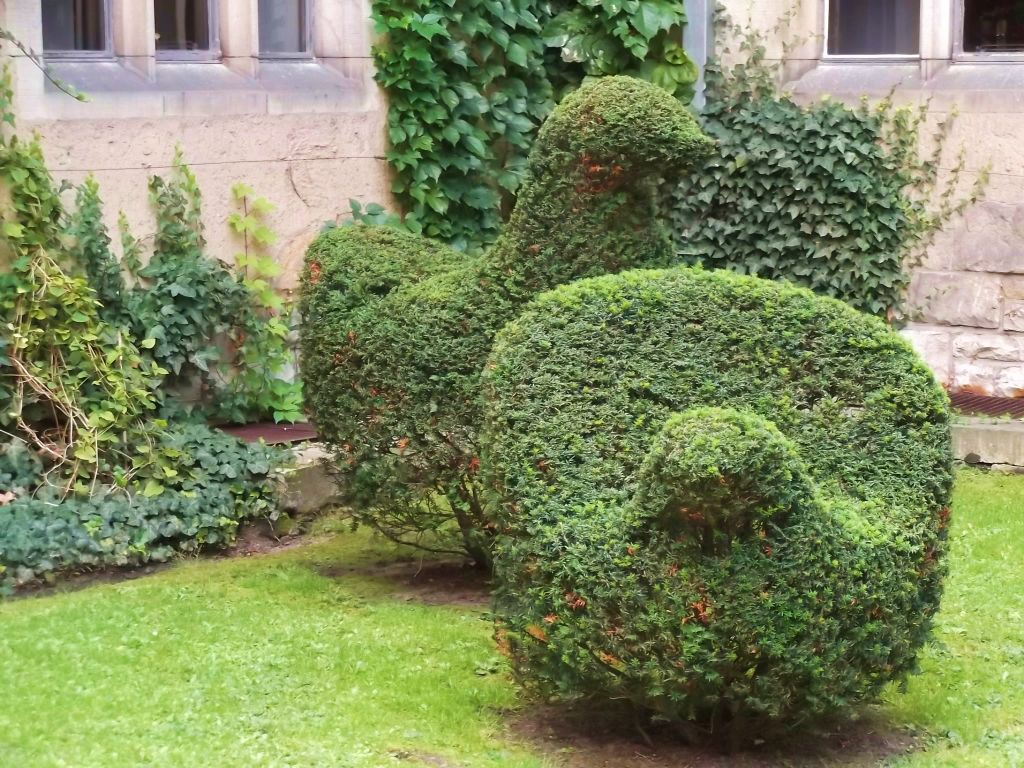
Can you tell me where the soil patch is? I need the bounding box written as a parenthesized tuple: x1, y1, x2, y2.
(227, 519, 312, 556)
(320, 558, 490, 607)
(513, 704, 916, 768)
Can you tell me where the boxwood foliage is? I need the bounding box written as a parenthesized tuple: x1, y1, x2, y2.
(300, 77, 713, 563)
(481, 267, 953, 724)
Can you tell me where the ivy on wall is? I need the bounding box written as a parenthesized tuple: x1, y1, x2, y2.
(371, 0, 696, 250)
(664, 14, 987, 319)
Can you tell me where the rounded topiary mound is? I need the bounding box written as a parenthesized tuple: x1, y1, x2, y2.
(482, 267, 952, 723)
(300, 77, 713, 562)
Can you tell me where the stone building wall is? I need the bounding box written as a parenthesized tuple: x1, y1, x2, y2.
(2, 0, 391, 291)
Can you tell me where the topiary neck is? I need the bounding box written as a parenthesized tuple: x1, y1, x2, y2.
(482, 151, 673, 298)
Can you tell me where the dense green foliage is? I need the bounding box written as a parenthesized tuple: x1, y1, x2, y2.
(0, 82, 160, 490)
(301, 77, 712, 562)
(482, 267, 952, 724)
(0, 71, 286, 593)
(65, 161, 302, 422)
(0, 426, 282, 591)
(664, 20, 983, 318)
(371, 0, 695, 250)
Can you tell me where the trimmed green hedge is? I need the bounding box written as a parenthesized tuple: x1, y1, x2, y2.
(482, 266, 952, 723)
(300, 76, 712, 562)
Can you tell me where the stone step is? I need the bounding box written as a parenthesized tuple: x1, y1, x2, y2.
(953, 417, 1024, 472)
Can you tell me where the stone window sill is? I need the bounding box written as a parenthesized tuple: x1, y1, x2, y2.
(35, 59, 368, 120)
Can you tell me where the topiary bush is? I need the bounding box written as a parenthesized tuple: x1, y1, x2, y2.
(482, 266, 952, 725)
(300, 76, 713, 563)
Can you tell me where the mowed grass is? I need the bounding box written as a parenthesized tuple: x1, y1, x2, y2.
(0, 469, 1022, 767)
(0, 524, 543, 768)
(885, 469, 1024, 767)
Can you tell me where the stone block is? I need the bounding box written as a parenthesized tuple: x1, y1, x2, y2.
(952, 331, 1024, 362)
(906, 272, 1002, 328)
(280, 443, 344, 516)
(952, 358, 1024, 398)
(900, 327, 953, 385)
(1004, 300, 1024, 332)
(953, 419, 1024, 467)
(940, 202, 1024, 274)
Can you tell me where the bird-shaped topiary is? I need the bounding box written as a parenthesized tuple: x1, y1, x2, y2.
(481, 266, 953, 725)
(299, 77, 713, 563)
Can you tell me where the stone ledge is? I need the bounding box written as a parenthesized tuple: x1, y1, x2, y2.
(953, 417, 1024, 468)
(280, 442, 344, 516)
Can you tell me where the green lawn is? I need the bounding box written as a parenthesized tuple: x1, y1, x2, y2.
(1, 469, 1022, 767)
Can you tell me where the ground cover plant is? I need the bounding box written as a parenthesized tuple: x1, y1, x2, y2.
(0, 70, 287, 593)
(0, 470, 1019, 766)
(300, 76, 713, 564)
(482, 267, 952, 726)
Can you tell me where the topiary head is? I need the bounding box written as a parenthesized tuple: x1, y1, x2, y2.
(534, 76, 715, 178)
(630, 407, 821, 555)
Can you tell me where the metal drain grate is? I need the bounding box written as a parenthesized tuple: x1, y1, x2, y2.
(950, 392, 1024, 419)
(218, 422, 318, 445)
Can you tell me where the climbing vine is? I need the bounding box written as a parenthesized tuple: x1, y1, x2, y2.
(664, 12, 987, 318)
(217, 183, 303, 424)
(371, 0, 696, 250)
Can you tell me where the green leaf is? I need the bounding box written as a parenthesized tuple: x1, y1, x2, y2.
(142, 479, 165, 497)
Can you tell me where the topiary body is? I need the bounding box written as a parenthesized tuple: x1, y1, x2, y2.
(482, 267, 952, 723)
(299, 77, 713, 562)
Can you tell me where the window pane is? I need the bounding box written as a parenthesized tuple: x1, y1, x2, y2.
(42, 0, 107, 52)
(259, 0, 308, 53)
(964, 0, 1024, 53)
(154, 0, 212, 51)
(827, 0, 920, 55)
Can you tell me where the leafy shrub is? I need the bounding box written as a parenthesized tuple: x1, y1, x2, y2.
(65, 158, 302, 423)
(0, 69, 287, 593)
(0, 423, 283, 591)
(370, 0, 695, 250)
(664, 17, 984, 318)
(300, 76, 713, 563)
(482, 266, 952, 724)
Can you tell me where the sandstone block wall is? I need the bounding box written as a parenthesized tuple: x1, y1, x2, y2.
(3, 0, 392, 292)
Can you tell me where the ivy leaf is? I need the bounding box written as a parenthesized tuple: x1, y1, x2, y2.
(506, 41, 529, 67)
(631, 2, 679, 40)
(142, 479, 165, 498)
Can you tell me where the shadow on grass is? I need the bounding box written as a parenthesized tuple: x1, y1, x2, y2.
(317, 556, 491, 607)
(512, 701, 917, 767)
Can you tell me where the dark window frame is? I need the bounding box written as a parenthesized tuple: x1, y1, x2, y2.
(823, 0, 922, 60)
(42, 0, 114, 60)
(955, 0, 1024, 60)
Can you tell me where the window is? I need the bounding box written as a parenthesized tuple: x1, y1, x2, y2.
(962, 0, 1024, 53)
(154, 0, 217, 55)
(259, 0, 311, 56)
(42, 0, 110, 55)
(826, 0, 920, 56)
